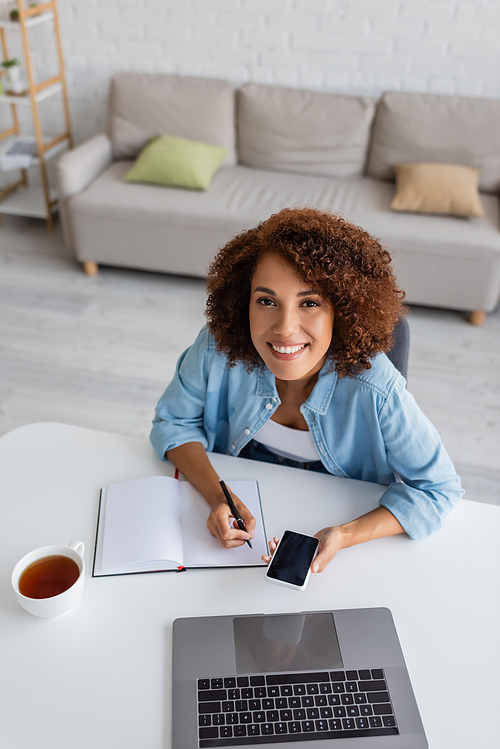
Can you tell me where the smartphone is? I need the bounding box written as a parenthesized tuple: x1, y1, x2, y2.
(265, 530, 319, 591)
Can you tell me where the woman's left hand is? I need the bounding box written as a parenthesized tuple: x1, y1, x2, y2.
(261, 536, 280, 565)
(262, 509, 405, 572)
(261, 526, 345, 573)
(310, 526, 345, 572)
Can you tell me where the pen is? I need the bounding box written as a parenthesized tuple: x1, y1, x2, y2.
(219, 480, 252, 548)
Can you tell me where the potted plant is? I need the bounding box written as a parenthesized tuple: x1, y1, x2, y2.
(9, 1, 19, 21)
(9, 3, 38, 21)
(0, 58, 23, 93)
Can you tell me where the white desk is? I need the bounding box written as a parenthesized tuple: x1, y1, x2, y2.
(0, 423, 498, 749)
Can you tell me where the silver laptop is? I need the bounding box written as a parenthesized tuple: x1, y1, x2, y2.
(172, 608, 427, 748)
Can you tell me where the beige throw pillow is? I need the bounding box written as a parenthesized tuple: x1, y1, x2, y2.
(391, 163, 484, 218)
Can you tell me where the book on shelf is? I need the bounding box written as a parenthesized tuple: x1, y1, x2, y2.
(0, 140, 39, 172)
(93, 475, 268, 577)
(5, 141, 39, 156)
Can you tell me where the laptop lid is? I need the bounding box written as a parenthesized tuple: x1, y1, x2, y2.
(172, 608, 427, 749)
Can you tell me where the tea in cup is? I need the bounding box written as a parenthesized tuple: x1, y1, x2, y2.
(11, 541, 85, 618)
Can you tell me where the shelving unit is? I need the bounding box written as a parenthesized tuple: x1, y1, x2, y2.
(0, 1, 73, 230)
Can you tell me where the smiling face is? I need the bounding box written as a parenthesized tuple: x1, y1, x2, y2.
(249, 253, 335, 383)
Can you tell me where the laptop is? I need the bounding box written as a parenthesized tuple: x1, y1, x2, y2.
(172, 608, 427, 748)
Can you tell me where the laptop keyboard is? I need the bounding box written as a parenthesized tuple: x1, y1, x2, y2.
(197, 669, 398, 746)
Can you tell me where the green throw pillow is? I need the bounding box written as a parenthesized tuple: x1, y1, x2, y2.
(124, 134, 227, 191)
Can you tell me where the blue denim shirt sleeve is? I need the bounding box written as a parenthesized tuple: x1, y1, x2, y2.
(377, 376, 464, 539)
(150, 327, 211, 459)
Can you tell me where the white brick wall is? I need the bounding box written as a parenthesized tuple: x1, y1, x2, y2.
(0, 0, 499, 147)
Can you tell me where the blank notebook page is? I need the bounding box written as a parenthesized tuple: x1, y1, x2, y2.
(102, 476, 184, 571)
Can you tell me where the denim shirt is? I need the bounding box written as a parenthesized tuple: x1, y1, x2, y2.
(150, 326, 463, 540)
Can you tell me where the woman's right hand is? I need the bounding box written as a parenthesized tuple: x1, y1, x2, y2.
(207, 490, 256, 549)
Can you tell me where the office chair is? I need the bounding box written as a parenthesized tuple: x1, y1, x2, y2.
(386, 316, 410, 380)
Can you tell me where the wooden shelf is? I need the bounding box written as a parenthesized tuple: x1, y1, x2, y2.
(0, 185, 57, 218)
(0, 1, 72, 229)
(0, 11, 54, 29)
(0, 81, 63, 105)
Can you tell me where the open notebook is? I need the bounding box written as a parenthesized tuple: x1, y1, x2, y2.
(93, 476, 267, 577)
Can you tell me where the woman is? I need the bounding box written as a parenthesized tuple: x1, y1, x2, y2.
(150, 208, 463, 573)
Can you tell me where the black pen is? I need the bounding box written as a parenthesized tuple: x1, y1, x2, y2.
(219, 480, 252, 548)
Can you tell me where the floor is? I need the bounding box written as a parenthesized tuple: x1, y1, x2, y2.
(1, 215, 499, 505)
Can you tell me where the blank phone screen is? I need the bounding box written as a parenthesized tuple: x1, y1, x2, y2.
(266, 531, 319, 586)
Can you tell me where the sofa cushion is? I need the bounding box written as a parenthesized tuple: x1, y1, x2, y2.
(109, 73, 236, 166)
(391, 163, 484, 218)
(124, 135, 227, 191)
(70, 162, 500, 310)
(238, 83, 376, 179)
(367, 92, 500, 194)
(71, 163, 500, 260)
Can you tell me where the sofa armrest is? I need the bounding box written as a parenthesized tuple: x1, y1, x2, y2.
(56, 134, 113, 253)
(56, 133, 113, 199)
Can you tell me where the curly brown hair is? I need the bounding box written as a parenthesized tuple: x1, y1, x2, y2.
(206, 207, 406, 378)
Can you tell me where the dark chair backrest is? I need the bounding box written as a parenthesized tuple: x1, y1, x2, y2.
(386, 316, 410, 380)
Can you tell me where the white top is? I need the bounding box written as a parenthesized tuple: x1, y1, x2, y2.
(253, 418, 320, 462)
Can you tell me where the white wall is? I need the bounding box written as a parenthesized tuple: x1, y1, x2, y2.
(1, 0, 499, 145)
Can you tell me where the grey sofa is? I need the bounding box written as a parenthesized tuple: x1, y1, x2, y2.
(56, 73, 500, 325)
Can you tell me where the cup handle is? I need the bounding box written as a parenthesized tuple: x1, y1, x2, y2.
(68, 540, 85, 557)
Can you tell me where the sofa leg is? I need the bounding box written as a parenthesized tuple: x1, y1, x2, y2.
(469, 310, 486, 326)
(83, 261, 98, 276)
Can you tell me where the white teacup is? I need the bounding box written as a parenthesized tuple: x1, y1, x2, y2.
(11, 541, 85, 618)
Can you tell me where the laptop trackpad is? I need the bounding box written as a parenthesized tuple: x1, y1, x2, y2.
(233, 612, 343, 674)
